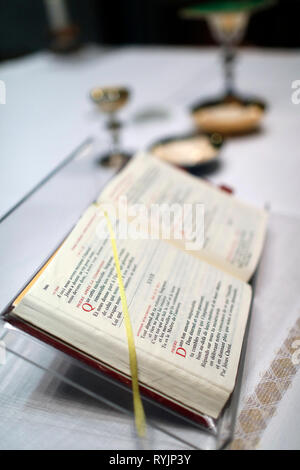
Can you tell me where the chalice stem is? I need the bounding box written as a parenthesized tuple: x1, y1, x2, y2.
(108, 112, 121, 156)
(223, 44, 236, 97)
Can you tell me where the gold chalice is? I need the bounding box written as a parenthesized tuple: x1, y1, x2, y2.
(180, 1, 275, 135)
(90, 86, 131, 167)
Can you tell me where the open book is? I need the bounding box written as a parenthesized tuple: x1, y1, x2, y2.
(9, 153, 267, 420)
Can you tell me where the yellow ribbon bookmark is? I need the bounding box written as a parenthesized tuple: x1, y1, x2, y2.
(103, 209, 146, 438)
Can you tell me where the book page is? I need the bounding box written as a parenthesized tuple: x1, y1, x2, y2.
(97, 153, 267, 282)
(14, 204, 251, 418)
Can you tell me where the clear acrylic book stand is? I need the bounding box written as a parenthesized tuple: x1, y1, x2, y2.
(0, 139, 252, 450)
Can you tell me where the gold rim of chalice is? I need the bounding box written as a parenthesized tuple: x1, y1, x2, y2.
(90, 86, 130, 114)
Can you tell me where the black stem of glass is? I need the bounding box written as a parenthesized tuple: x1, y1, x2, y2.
(107, 112, 121, 157)
(223, 44, 236, 97)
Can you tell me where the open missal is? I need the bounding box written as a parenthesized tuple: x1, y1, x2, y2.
(7, 153, 267, 421)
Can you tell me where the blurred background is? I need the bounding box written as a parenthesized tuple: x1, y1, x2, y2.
(1, 0, 300, 61)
